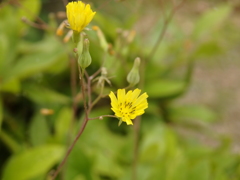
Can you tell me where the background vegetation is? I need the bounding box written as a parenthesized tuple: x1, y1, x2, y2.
(1, 0, 240, 180)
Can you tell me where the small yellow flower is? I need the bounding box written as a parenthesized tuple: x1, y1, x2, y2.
(109, 89, 148, 125)
(66, 1, 96, 33)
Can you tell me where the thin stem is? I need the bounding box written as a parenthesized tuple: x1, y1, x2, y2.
(89, 85, 104, 111)
(70, 56, 77, 129)
(88, 115, 117, 120)
(15, 1, 48, 29)
(21, 17, 48, 30)
(51, 66, 89, 180)
(147, 0, 186, 61)
(84, 71, 92, 108)
(90, 67, 102, 80)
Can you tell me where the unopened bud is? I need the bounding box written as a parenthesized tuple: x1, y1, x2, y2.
(127, 30, 136, 43)
(78, 39, 92, 69)
(63, 30, 73, 43)
(56, 21, 66, 36)
(127, 57, 141, 86)
(92, 26, 108, 52)
(40, 108, 54, 115)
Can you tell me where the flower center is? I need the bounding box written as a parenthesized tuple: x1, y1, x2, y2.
(118, 101, 136, 118)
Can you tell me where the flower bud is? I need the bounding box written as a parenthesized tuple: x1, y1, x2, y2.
(127, 57, 141, 86)
(63, 30, 73, 43)
(56, 21, 65, 36)
(78, 38, 92, 69)
(92, 26, 108, 52)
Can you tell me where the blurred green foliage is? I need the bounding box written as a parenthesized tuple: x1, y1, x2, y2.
(1, 0, 240, 180)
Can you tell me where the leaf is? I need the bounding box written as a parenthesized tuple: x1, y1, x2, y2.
(29, 114, 50, 146)
(187, 160, 210, 180)
(0, 78, 21, 94)
(54, 108, 72, 142)
(192, 5, 231, 39)
(170, 105, 217, 123)
(3, 37, 67, 83)
(2, 145, 64, 180)
(0, 96, 2, 133)
(22, 83, 70, 105)
(145, 80, 186, 98)
(194, 40, 223, 58)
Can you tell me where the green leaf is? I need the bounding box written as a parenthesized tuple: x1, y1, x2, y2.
(54, 108, 72, 142)
(2, 145, 64, 180)
(29, 114, 50, 146)
(170, 105, 217, 123)
(3, 37, 67, 83)
(187, 160, 210, 180)
(194, 40, 223, 58)
(192, 5, 231, 39)
(0, 34, 9, 71)
(0, 96, 2, 133)
(145, 80, 186, 98)
(22, 83, 70, 105)
(0, 78, 21, 94)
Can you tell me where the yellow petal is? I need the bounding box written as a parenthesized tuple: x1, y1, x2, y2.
(124, 117, 133, 125)
(117, 89, 126, 103)
(133, 92, 148, 107)
(131, 88, 141, 101)
(109, 91, 118, 109)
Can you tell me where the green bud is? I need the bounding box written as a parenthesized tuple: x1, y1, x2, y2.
(76, 33, 85, 55)
(127, 57, 141, 86)
(93, 26, 108, 52)
(78, 39, 92, 69)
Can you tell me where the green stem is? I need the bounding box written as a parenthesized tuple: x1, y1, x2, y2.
(89, 84, 104, 111)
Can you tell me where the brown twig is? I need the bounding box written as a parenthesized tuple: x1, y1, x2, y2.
(15, 0, 48, 29)
(51, 66, 89, 180)
(89, 84, 104, 111)
(21, 17, 48, 30)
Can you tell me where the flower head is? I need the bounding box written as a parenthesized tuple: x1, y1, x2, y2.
(66, 1, 96, 33)
(109, 89, 148, 125)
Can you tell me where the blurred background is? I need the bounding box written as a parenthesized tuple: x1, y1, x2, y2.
(1, 0, 240, 179)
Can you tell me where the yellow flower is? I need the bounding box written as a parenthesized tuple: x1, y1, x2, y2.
(66, 1, 96, 33)
(109, 89, 148, 125)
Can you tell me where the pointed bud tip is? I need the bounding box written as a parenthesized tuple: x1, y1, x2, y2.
(92, 26, 99, 31)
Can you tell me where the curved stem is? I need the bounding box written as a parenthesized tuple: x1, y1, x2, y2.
(147, 0, 186, 61)
(51, 67, 89, 180)
(89, 85, 104, 111)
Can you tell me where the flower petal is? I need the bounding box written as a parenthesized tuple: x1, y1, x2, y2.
(117, 89, 126, 103)
(109, 91, 118, 109)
